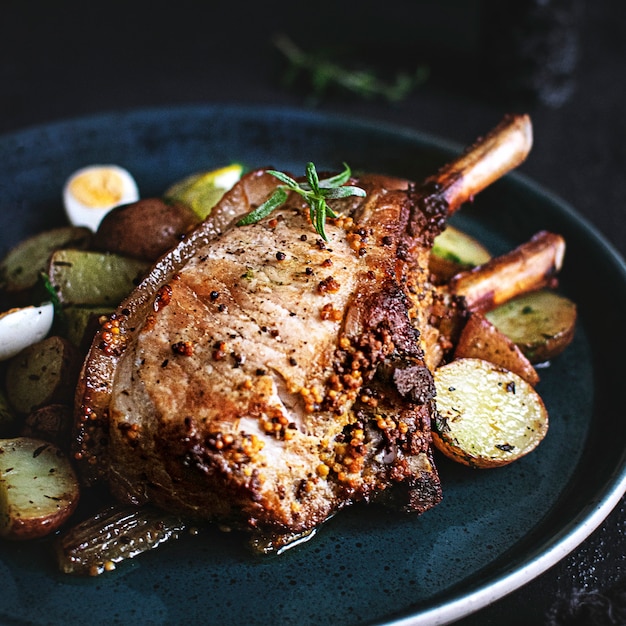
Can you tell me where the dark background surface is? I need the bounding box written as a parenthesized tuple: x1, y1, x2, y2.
(1, 0, 625, 624)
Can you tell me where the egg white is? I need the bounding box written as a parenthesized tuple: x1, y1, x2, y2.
(0, 302, 55, 361)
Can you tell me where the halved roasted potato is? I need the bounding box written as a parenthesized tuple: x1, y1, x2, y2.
(0, 226, 91, 294)
(92, 198, 199, 262)
(433, 357, 548, 468)
(485, 289, 576, 363)
(454, 312, 539, 386)
(47, 249, 149, 307)
(0, 437, 80, 540)
(430, 225, 491, 283)
(5, 336, 82, 414)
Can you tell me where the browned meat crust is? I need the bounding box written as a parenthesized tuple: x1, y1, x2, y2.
(74, 171, 444, 546)
(73, 115, 533, 549)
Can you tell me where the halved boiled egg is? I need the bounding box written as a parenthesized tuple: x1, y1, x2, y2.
(63, 165, 139, 231)
(0, 302, 54, 361)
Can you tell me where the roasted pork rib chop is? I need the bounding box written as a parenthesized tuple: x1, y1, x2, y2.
(74, 115, 533, 550)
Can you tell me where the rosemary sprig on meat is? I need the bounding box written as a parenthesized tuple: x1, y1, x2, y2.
(237, 162, 366, 241)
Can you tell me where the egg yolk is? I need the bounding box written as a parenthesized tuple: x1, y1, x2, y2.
(68, 168, 125, 208)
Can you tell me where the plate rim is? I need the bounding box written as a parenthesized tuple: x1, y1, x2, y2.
(1, 103, 626, 626)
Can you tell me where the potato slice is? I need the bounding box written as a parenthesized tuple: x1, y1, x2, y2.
(454, 312, 539, 386)
(485, 289, 577, 363)
(433, 358, 548, 468)
(0, 226, 91, 293)
(0, 437, 80, 540)
(5, 336, 82, 414)
(430, 225, 491, 283)
(48, 249, 149, 307)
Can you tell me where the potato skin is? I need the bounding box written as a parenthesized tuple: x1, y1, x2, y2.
(0, 437, 80, 540)
(93, 198, 199, 261)
(5, 336, 82, 414)
(0, 225, 92, 294)
(20, 404, 73, 452)
(454, 312, 540, 386)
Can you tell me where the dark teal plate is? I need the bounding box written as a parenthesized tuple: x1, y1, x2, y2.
(1, 105, 625, 625)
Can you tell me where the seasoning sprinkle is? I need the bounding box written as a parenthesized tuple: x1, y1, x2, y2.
(172, 341, 194, 356)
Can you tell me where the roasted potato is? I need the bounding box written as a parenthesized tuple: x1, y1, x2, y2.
(5, 336, 82, 414)
(92, 197, 199, 261)
(62, 305, 114, 351)
(48, 249, 149, 307)
(0, 389, 17, 437)
(454, 312, 539, 386)
(485, 289, 577, 363)
(0, 226, 91, 294)
(0, 437, 80, 540)
(20, 404, 73, 452)
(430, 225, 491, 283)
(433, 358, 548, 468)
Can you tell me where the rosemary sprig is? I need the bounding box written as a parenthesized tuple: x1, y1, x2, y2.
(237, 162, 366, 241)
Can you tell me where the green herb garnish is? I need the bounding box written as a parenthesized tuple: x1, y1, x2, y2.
(39, 271, 66, 330)
(273, 33, 429, 104)
(237, 162, 366, 241)
(40, 271, 62, 315)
